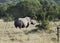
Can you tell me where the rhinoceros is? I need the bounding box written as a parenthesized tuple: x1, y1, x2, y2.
(14, 17, 29, 28)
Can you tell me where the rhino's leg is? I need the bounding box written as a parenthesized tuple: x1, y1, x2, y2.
(22, 24, 25, 28)
(14, 23, 18, 28)
(26, 22, 29, 28)
(15, 25, 18, 28)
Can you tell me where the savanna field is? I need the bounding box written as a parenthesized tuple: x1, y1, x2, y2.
(0, 19, 60, 43)
(0, 0, 60, 43)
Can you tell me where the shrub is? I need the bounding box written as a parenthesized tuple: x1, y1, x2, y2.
(41, 20, 50, 30)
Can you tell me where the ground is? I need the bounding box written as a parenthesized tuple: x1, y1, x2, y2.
(0, 19, 60, 43)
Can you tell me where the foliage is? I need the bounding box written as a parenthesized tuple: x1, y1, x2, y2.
(41, 20, 50, 30)
(0, 4, 8, 18)
(0, 0, 60, 30)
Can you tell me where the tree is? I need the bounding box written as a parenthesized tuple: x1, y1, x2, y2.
(37, 0, 59, 30)
(6, 0, 41, 19)
(0, 3, 8, 18)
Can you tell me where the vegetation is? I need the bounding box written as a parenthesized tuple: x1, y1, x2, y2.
(0, 0, 60, 30)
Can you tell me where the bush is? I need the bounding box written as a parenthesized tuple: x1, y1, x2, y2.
(3, 17, 13, 22)
(41, 20, 50, 30)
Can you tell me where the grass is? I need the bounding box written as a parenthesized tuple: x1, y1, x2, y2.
(0, 20, 60, 43)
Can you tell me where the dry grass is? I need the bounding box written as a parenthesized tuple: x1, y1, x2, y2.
(0, 20, 60, 43)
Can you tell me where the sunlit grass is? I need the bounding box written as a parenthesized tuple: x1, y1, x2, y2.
(0, 20, 60, 43)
